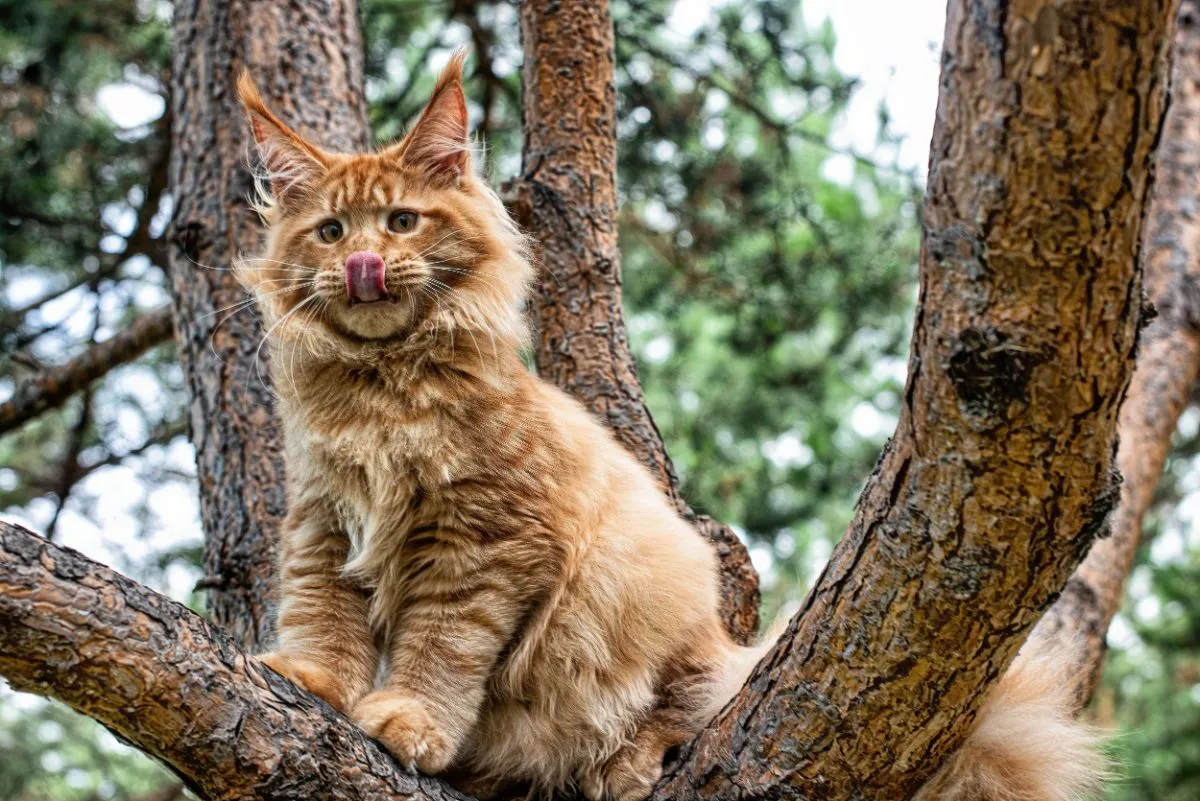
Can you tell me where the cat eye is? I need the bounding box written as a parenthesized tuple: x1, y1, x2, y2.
(316, 220, 343, 243)
(387, 210, 419, 233)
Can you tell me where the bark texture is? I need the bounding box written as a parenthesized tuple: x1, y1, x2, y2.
(1034, 0, 1200, 703)
(509, 0, 759, 642)
(654, 2, 1175, 800)
(0, 520, 464, 801)
(0, 308, 172, 436)
(167, 0, 369, 649)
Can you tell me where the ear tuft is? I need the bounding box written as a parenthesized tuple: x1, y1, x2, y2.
(391, 49, 472, 182)
(237, 70, 330, 208)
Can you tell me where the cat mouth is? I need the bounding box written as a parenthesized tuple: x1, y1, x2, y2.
(343, 254, 430, 307)
(346, 252, 389, 304)
(343, 284, 422, 309)
(347, 297, 391, 308)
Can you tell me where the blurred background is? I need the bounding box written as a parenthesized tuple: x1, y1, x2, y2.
(0, 0, 1196, 798)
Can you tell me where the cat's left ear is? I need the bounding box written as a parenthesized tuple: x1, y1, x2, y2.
(237, 71, 331, 207)
(387, 50, 471, 183)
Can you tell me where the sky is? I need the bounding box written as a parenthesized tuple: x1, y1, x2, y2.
(805, 0, 945, 177)
(5, 0, 955, 603)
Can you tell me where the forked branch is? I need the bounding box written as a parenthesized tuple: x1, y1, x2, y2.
(654, 1, 1175, 799)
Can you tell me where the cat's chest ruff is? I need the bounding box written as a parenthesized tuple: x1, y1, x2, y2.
(305, 405, 457, 485)
(301, 418, 458, 573)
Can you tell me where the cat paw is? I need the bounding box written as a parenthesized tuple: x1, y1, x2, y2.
(352, 690, 453, 774)
(256, 652, 348, 713)
(579, 746, 664, 801)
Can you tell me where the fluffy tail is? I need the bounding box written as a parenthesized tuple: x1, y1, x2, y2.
(914, 635, 1107, 801)
(705, 625, 1105, 801)
(696, 614, 791, 725)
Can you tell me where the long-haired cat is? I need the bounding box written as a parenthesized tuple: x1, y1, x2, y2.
(237, 54, 1104, 801)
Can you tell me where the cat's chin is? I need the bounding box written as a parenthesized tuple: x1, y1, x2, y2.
(332, 297, 421, 340)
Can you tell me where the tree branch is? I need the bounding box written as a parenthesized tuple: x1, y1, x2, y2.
(0, 307, 174, 436)
(2, 419, 187, 511)
(1034, 0, 1200, 703)
(617, 27, 911, 179)
(511, 0, 760, 643)
(0, 520, 471, 801)
(4, 111, 169, 329)
(654, 1, 1175, 799)
(45, 388, 92, 541)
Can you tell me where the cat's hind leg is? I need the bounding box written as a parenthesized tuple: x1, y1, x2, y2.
(578, 709, 690, 801)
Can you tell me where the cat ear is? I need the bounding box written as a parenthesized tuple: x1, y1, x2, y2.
(236, 71, 331, 207)
(389, 50, 471, 182)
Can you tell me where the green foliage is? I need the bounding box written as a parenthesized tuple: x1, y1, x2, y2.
(612, 0, 918, 600)
(0, 694, 174, 801)
(0, 0, 180, 544)
(1102, 511, 1200, 800)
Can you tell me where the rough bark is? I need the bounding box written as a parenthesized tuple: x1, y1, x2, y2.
(0, 308, 173, 436)
(653, 2, 1175, 800)
(1034, 0, 1200, 703)
(167, 0, 369, 649)
(508, 0, 759, 642)
(0, 520, 464, 801)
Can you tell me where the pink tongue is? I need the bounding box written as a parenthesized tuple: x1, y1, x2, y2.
(345, 252, 388, 304)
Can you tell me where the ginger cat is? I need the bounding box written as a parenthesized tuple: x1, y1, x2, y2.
(238, 55, 1103, 801)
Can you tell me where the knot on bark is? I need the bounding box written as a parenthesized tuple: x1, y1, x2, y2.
(944, 327, 1046, 426)
(171, 220, 210, 264)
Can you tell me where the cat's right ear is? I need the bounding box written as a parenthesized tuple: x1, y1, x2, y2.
(237, 71, 330, 208)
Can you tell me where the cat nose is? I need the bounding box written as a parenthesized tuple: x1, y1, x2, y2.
(345, 251, 388, 304)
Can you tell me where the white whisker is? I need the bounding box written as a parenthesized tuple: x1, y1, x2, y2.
(200, 280, 320, 322)
(251, 292, 321, 393)
(241, 256, 321, 274)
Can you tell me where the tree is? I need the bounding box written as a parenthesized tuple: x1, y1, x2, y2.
(1032, 0, 1200, 705)
(0, 0, 1190, 800)
(2, 1, 922, 793)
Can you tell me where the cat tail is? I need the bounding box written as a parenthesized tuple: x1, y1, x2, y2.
(704, 625, 1106, 801)
(696, 613, 791, 726)
(914, 633, 1107, 801)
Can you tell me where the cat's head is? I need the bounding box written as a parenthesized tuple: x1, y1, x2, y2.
(235, 52, 531, 351)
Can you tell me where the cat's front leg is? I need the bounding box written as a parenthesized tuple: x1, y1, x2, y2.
(352, 553, 522, 774)
(257, 651, 349, 708)
(256, 508, 377, 714)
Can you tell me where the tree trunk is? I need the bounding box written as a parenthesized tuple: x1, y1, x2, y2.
(167, 0, 369, 649)
(654, 1, 1175, 799)
(509, 0, 759, 642)
(1034, 0, 1200, 703)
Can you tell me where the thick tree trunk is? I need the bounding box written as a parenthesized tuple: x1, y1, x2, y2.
(1035, 0, 1200, 703)
(0, 521, 458, 801)
(654, 2, 1175, 800)
(167, 0, 369, 649)
(509, 0, 759, 642)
